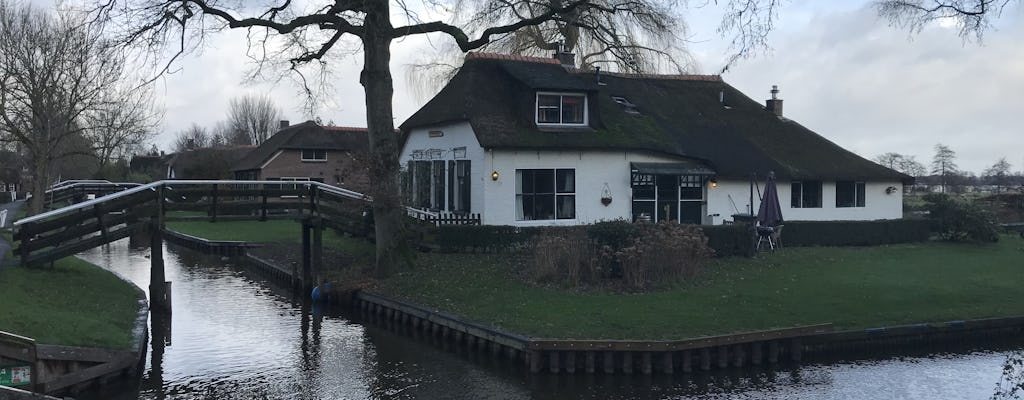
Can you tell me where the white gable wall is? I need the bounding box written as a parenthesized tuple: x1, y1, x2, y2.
(399, 121, 486, 215)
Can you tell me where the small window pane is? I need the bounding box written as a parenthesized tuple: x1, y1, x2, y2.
(633, 186, 655, 200)
(556, 195, 575, 219)
(856, 182, 866, 207)
(632, 201, 655, 222)
(836, 181, 854, 208)
(561, 96, 585, 124)
(556, 169, 574, 193)
(534, 194, 555, 220)
(804, 181, 822, 208)
(534, 169, 555, 194)
(791, 182, 803, 208)
(538, 95, 560, 107)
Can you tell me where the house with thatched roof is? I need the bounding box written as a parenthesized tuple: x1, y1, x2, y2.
(398, 52, 911, 226)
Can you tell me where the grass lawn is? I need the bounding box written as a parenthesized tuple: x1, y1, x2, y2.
(376, 235, 1024, 340)
(0, 258, 141, 349)
(166, 219, 374, 262)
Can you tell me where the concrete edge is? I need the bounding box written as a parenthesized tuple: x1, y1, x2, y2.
(0, 385, 61, 400)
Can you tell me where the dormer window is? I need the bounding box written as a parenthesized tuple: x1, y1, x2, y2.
(536, 92, 587, 126)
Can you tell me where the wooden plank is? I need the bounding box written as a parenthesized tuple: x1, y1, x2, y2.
(34, 345, 134, 363)
(22, 212, 132, 251)
(163, 214, 296, 222)
(0, 331, 35, 363)
(39, 353, 136, 393)
(23, 224, 139, 266)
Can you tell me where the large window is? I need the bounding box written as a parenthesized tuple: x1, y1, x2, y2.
(407, 160, 471, 212)
(536, 93, 587, 125)
(301, 149, 327, 161)
(836, 181, 866, 208)
(791, 181, 822, 208)
(516, 169, 575, 221)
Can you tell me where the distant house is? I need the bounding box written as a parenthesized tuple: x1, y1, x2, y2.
(168, 145, 254, 180)
(129, 152, 173, 182)
(232, 121, 370, 193)
(398, 52, 911, 226)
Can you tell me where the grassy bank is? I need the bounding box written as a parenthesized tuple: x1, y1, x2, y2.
(166, 219, 374, 260)
(0, 258, 140, 349)
(377, 235, 1024, 340)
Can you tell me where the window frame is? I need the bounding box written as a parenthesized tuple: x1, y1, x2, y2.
(300, 149, 327, 162)
(791, 180, 823, 208)
(535, 92, 588, 126)
(835, 181, 867, 208)
(516, 168, 576, 221)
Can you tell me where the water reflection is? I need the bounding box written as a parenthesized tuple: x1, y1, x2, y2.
(76, 240, 1022, 400)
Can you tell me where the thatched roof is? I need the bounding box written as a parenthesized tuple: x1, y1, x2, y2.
(401, 53, 910, 182)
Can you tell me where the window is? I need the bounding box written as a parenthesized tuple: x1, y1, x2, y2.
(836, 181, 866, 208)
(406, 160, 471, 212)
(516, 169, 575, 220)
(448, 160, 471, 213)
(791, 181, 822, 208)
(301, 149, 327, 161)
(536, 93, 587, 125)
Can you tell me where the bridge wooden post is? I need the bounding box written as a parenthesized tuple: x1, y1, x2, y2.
(150, 186, 171, 312)
(301, 220, 312, 291)
(312, 217, 323, 287)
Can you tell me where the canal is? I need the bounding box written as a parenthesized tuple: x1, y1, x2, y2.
(76, 240, 1022, 399)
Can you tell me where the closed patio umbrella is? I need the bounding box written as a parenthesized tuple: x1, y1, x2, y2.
(757, 172, 784, 227)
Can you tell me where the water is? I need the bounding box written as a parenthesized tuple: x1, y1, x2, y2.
(77, 240, 1023, 399)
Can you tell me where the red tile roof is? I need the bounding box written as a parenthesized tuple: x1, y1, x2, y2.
(465, 52, 561, 64)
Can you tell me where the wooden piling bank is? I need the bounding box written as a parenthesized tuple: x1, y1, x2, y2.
(162, 229, 256, 257)
(354, 291, 1024, 375)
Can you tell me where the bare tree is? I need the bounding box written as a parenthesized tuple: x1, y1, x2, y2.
(227, 94, 281, 146)
(0, 1, 130, 214)
(983, 157, 1012, 193)
(92, 0, 781, 275)
(874, 152, 927, 177)
(86, 83, 162, 171)
(172, 123, 211, 152)
(876, 0, 1017, 41)
(211, 120, 247, 146)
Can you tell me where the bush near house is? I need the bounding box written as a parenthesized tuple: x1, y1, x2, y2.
(528, 222, 713, 290)
(923, 193, 1000, 243)
(782, 219, 931, 247)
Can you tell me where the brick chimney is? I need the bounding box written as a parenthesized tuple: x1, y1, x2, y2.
(765, 85, 783, 117)
(279, 120, 290, 129)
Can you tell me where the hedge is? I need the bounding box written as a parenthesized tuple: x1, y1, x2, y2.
(701, 225, 755, 257)
(780, 219, 930, 247)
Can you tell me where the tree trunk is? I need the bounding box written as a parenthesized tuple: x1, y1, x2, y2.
(29, 155, 48, 215)
(361, 1, 406, 277)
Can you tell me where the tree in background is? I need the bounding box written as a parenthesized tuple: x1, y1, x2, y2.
(931, 144, 960, 194)
(983, 157, 1012, 193)
(227, 94, 281, 146)
(877, 0, 1016, 41)
(0, 1, 147, 214)
(172, 123, 211, 152)
(874, 152, 927, 177)
(87, 83, 161, 174)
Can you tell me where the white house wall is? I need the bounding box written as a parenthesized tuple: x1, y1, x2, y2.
(708, 179, 904, 223)
(483, 149, 685, 226)
(399, 121, 486, 215)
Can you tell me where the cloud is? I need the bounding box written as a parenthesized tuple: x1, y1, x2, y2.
(704, 4, 1024, 174)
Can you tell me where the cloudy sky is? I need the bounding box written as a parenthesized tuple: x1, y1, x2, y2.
(75, 0, 1022, 175)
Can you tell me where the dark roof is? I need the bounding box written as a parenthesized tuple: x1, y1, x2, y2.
(170, 146, 254, 179)
(401, 53, 910, 182)
(232, 121, 369, 172)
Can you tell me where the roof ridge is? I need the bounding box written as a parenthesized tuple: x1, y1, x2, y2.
(323, 126, 369, 132)
(568, 69, 721, 81)
(465, 52, 560, 65)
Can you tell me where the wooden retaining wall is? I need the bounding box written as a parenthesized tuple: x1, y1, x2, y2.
(162, 229, 256, 257)
(354, 291, 1024, 375)
(353, 292, 828, 375)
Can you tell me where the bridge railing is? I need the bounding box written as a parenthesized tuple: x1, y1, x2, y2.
(12, 180, 435, 266)
(44, 181, 143, 207)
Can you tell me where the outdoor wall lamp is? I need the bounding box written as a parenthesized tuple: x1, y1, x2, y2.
(885, 186, 898, 194)
(491, 171, 499, 181)
(709, 179, 718, 188)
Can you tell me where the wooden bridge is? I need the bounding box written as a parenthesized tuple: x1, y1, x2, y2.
(13, 180, 435, 311)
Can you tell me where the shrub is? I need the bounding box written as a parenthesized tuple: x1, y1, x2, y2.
(587, 220, 640, 249)
(701, 225, 754, 257)
(616, 223, 713, 291)
(781, 219, 930, 247)
(529, 227, 604, 286)
(432, 225, 542, 253)
(923, 193, 999, 243)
